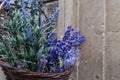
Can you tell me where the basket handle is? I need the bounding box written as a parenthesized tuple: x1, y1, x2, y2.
(0, 1, 5, 10)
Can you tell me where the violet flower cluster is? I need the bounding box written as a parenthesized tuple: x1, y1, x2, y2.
(37, 55, 48, 73)
(44, 25, 86, 73)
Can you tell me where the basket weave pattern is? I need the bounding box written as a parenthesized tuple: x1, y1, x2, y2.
(0, 60, 73, 80)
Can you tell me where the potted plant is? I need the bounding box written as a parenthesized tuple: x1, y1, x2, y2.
(0, 0, 86, 80)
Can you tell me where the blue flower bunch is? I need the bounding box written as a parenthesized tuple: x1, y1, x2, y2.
(40, 25, 86, 73)
(1, 0, 86, 73)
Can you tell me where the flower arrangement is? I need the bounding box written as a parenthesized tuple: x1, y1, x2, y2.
(0, 0, 86, 78)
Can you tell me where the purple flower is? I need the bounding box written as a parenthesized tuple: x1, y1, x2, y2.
(48, 31, 57, 46)
(29, 0, 38, 5)
(50, 7, 60, 21)
(78, 35, 86, 43)
(63, 48, 80, 70)
(71, 40, 80, 47)
(47, 25, 86, 72)
(68, 29, 86, 47)
(37, 55, 47, 73)
(62, 25, 73, 41)
(16, 61, 24, 69)
(69, 30, 80, 40)
(55, 68, 64, 73)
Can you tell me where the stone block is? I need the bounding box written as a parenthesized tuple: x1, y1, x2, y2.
(78, 0, 105, 80)
(106, 0, 120, 32)
(105, 33, 120, 80)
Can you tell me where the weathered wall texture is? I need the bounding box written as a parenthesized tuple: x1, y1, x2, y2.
(105, 0, 120, 80)
(58, 0, 105, 80)
(1, 0, 120, 80)
(58, 0, 120, 80)
(78, 0, 105, 80)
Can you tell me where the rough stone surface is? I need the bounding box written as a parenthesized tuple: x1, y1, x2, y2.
(106, 0, 120, 32)
(105, 0, 120, 80)
(1, 0, 120, 80)
(105, 33, 120, 80)
(78, 0, 104, 80)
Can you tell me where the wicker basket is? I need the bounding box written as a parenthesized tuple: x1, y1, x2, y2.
(0, 2, 73, 80)
(0, 60, 73, 80)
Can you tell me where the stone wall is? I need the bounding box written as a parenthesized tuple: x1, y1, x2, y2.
(1, 0, 120, 80)
(78, 0, 104, 80)
(58, 0, 120, 80)
(105, 0, 120, 80)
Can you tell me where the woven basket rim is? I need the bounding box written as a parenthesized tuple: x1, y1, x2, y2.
(0, 59, 73, 78)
